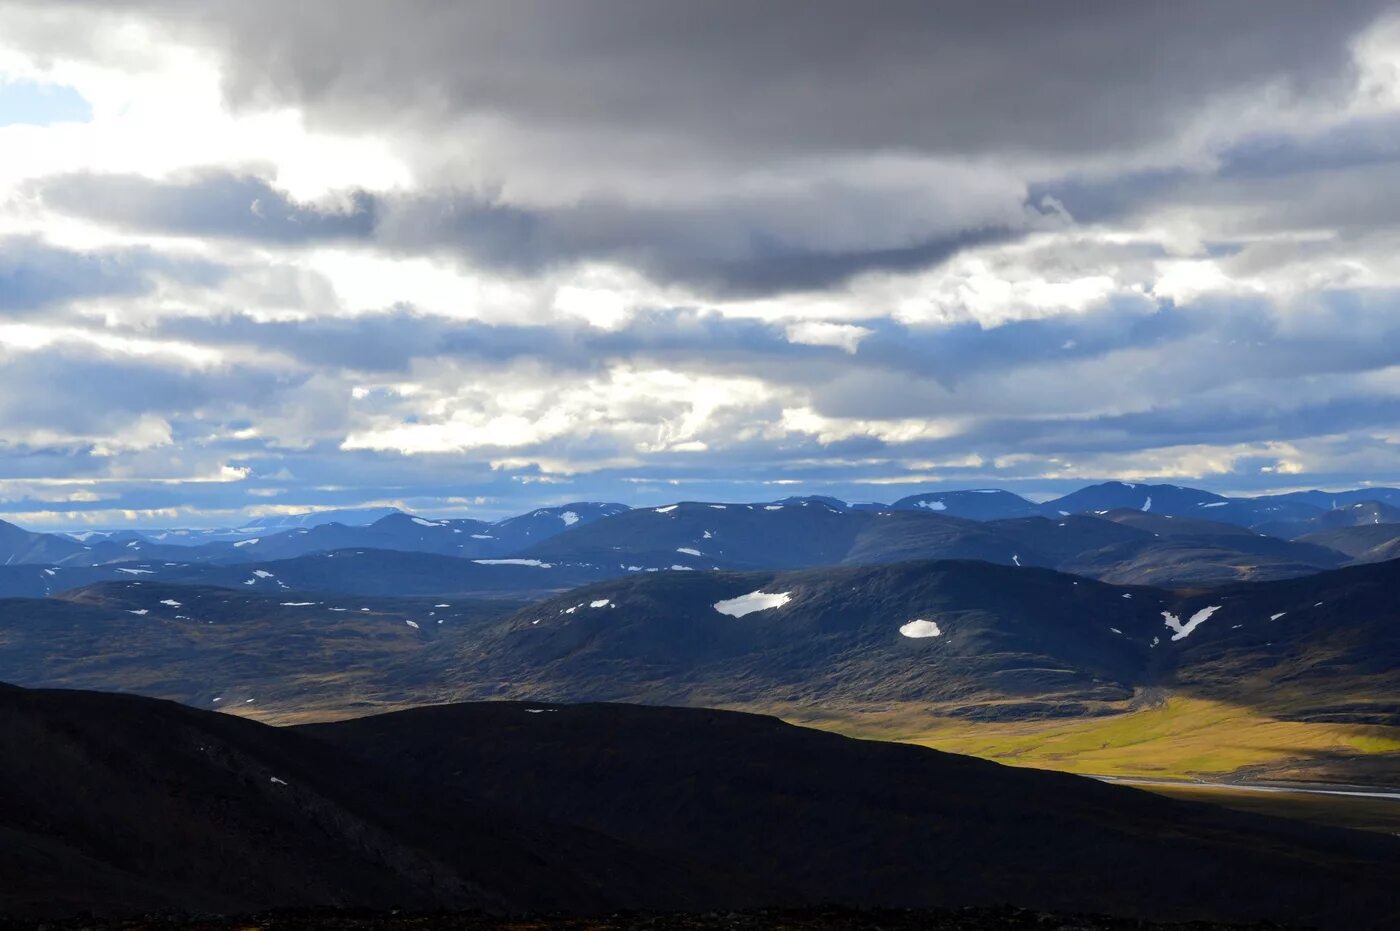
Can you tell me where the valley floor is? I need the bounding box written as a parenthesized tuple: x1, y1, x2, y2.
(772, 693, 1400, 818)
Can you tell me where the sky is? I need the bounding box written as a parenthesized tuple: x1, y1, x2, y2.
(1, 1, 1400, 528)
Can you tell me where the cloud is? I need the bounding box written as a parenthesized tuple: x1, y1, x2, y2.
(0, 2, 1397, 523)
(0, 235, 218, 312)
(37, 172, 376, 243)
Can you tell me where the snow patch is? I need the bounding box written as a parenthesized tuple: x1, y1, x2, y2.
(676, 547, 702, 556)
(560, 511, 579, 526)
(1270, 612, 1287, 620)
(405, 620, 419, 629)
(713, 590, 792, 617)
(1141, 497, 1152, 512)
(474, 558, 554, 568)
(1161, 605, 1221, 641)
(411, 517, 443, 527)
(281, 601, 316, 606)
(589, 599, 612, 608)
(917, 499, 947, 511)
(116, 568, 153, 575)
(233, 538, 260, 547)
(899, 619, 942, 638)
(655, 505, 679, 513)
(252, 570, 274, 579)
(160, 599, 182, 607)
(128, 609, 148, 616)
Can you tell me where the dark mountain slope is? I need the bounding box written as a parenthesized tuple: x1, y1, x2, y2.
(153, 548, 609, 597)
(0, 686, 714, 919)
(0, 581, 520, 717)
(839, 511, 1027, 566)
(1296, 522, 1400, 560)
(303, 701, 1400, 930)
(443, 560, 1164, 711)
(1164, 559, 1400, 726)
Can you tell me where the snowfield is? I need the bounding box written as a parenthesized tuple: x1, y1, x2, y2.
(1161, 605, 1222, 641)
(899, 619, 942, 638)
(713, 590, 792, 617)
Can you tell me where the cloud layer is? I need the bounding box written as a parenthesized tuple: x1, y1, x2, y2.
(0, 1, 1398, 525)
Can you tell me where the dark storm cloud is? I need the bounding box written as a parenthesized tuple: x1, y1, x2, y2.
(38, 171, 1025, 296)
(136, 0, 1388, 160)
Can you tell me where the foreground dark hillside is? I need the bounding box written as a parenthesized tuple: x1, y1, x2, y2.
(0, 906, 1287, 931)
(4, 684, 1399, 928)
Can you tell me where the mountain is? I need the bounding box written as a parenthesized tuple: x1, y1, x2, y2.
(4, 683, 1396, 927)
(1164, 559, 1400, 728)
(1258, 500, 1400, 539)
(433, 558, 1400, 724)
(524, 499, 869, 570)
(0, 580, 522, 718)
(525, 505, 1348, 587)
(0, 519, 90, 566)
(1296, 523, 1400, 560)
(1262, 487, 1400, 511)
(466, 501, 631, 552)
(444, 560, 1164, 711)
(889, 489, 1039, 519)
(61, 507, 405, 547)
(152, 548, 611, 598)
(45, 503, 634, 569)
(1041, 481, 1224, 515)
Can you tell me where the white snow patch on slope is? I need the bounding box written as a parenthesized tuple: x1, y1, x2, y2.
(917, 499, 947, 511)
(252, 569, 274, 579)
(116, 568, 153, 575)
(405, 620, 419, 629)
(1199, 501, 1228, 508)
(160, 599, 182, 607)
(128, 609, 148, 616)
(281, 601, 316, 606)
(233, 538, 260, 547)
(474, 558, 554, 568)
(713, 590, 792, 617)
(1161, 605, 1221, 641)
(655, 505, 679, 513)
(589, 599, 612, 608)
(677, 547, 702, 556)
(899, 619, 942, 638)
(411, 517, 443, 527)
(1270, 612, 1287, 620)
(764, 505, 783, 510)
(560, 511, 580, 526)
(1011, 554, 1021, 566)
(1142, 496, 1152, 512)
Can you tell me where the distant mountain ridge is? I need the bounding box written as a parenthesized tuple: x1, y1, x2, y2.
(0, 485, 1398, 597)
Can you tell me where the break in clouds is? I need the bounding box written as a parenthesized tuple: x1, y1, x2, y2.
(1, 0, 1400, 526)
